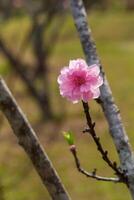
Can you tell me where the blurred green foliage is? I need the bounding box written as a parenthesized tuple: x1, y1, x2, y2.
(0, 10, 134, 200)
(0, 61, 11, 75)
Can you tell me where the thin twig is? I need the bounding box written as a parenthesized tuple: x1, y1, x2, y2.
(69, 1, 134, 183)
(70, 145, 122, 183)
(70, 0, 134, 195)
(82, 101, 128, 183)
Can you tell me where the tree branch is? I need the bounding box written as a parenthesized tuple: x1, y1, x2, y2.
(82, 101, 128, 183)
(0, 78, 71, 200)
(70, 0, 134, 194)
(0, 38, 53, 119)
(70, 145, 123, 183)
(0, 38, 32, 81)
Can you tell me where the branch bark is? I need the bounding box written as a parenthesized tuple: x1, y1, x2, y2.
(70, 145, 123, 183)
(0, 78, 71, 200)
(82, 101, 127, 183)
(70, 0, 134, 198)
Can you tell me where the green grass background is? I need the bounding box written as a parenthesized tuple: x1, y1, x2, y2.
(0, 10, 134, 200)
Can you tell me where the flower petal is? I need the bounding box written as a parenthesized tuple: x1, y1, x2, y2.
(90, 75, 103, 89)
(82, 91, 93, 102)
(88, 64, 100, 77)
(92, 88, 100, 99)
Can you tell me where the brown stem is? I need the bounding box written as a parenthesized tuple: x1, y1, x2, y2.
(69, 1, 134, 186)
(70, 146, 122, 183)
(82, 101, 128, 184)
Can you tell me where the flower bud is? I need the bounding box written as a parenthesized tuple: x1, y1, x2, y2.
(63, 131, 74, 145)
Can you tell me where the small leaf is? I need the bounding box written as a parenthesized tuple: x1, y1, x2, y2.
(63, 131, 74, 145)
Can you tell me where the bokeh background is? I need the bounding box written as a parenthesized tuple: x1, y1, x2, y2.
(0, 0, 134, 199)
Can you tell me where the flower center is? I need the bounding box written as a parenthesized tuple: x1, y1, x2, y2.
(74, 75, 86, 87)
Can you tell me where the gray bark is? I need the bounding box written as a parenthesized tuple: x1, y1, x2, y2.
(70, 0, 134, 198)
(0, 78, 71, 200)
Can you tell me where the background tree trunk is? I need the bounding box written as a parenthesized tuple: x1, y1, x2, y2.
(125, 0, 134, 10)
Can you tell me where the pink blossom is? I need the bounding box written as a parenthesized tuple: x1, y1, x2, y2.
(57, 59, 103, 103)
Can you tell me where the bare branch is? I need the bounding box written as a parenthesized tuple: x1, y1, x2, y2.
(70, 0, 134, 170)
(69, 0, 134, 196)
(0, 38, 53, 119)
(70, 145, 122, 183)
(82, 101, 128, 183)
(0, 38, 32, 81)
(0, 78, 71, 200)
